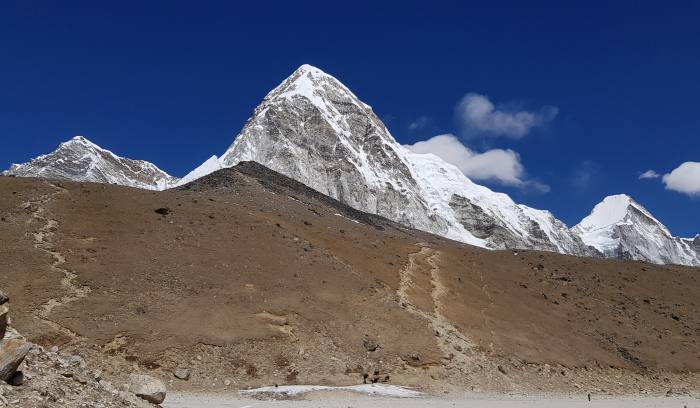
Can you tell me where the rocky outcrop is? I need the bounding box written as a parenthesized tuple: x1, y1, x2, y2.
(3, 136, 178, 190)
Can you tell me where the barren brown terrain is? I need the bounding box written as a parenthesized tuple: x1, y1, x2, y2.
(1, 162, 699, 399)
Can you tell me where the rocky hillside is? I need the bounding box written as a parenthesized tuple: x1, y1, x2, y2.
(1, 167, 698, 398)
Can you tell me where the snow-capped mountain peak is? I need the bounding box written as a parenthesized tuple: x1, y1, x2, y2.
(576, 194, 668, 235)
(573, 194, 699, 266)
(66, 135, 98, 148)
(213, 64, 594, 255)
(274, 64, 371, 109)
(3, 136, 178, 190)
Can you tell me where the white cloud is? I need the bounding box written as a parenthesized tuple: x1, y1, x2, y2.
(456, 93, 558, 138)
(639, 170, 660, 179)
(662, 162, 700, 196)
(405, 134, 549, 192)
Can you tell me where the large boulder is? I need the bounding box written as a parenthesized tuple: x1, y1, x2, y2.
(0, 338, 31, 383)
(0, 304, 8, 340)
(128, 373, 166, 404)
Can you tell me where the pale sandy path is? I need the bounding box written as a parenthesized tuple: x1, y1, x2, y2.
(164, 392, 699, 408)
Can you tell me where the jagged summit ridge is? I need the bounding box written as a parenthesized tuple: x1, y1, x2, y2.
(3, 136, 178, 190)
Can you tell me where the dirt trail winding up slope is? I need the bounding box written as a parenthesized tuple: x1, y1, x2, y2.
(23, 182, 91, 338)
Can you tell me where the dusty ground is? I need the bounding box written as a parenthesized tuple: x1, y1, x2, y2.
(1, 162, 699, 401)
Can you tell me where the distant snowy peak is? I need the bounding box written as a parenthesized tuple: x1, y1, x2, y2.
(575, 194, 668, 235)
(3, 136, 178, 190)
(174, 155, 222, 187)
(573, 194, 700, 266)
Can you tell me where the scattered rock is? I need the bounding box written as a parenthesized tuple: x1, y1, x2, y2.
(154, 207, 170, 216)
(666, 387, 686, 397)
(0, 291, 7, 306)
(173, 367, 190, 380)
(497, 365, 508, 375)
(128, 373, 166, 404)
(58, 354, 85, 368)
(362, 336, 379, 352)
(73, 372, 90, 385)
(0, 338, 31, 382)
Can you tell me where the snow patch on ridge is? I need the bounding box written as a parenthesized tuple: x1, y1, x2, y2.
(174, 155, 222, 187)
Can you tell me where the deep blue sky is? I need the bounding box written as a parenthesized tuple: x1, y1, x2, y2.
(2, 1, 698, 235)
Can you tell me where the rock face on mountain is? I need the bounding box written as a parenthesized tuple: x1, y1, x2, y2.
(218, 64, 444, 236)
(216, 64, 594, 255)
(3, 136, 178, 190)
(573, 194, 700, 266)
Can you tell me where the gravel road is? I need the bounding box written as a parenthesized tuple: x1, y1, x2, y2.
(163, 392, 699, 408)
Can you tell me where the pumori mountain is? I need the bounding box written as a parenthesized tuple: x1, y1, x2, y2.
(3, 65, 697, 266)
(197, 64, 595, 255)
(2, 136, 178, 190)
(573, 194, 700, 266)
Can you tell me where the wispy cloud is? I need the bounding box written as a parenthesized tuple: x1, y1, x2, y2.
(405, 134, 549, 192)
(571, 160, 601, 191)
(662, 161, 700, 196)
(639, 169, 660, 179)
(408, 116, 431, 131)
(456, 93, 558, 139)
